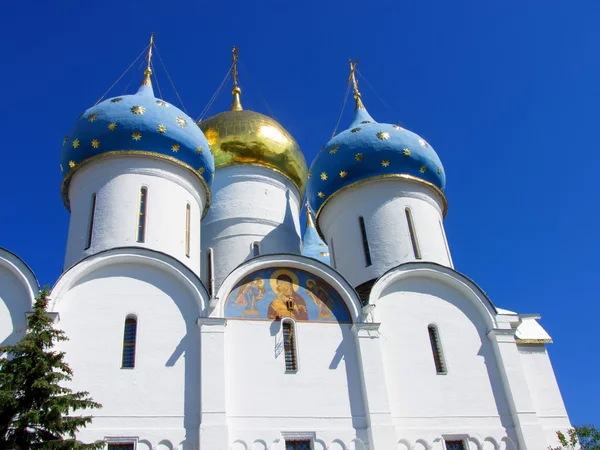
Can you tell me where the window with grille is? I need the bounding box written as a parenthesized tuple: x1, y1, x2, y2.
(137, 187, 148, 243)
(428, 324, 446, 374)
(286, 440, 311, 450)
(445, 440, 466, 450)
(252, 241, 260, 257)
(85, 193, 96, 250)
(358, 216, 372, 266)
(185, 203, 191, 257)
(282, 320, 298, 372)
(121, 316, 137, 368)
(108, 444, 134, 450)
(405, 207, 421, 259)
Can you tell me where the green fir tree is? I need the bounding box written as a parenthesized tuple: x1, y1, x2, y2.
(0, 288, 103, 449)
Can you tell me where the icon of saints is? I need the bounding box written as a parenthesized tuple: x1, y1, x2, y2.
(234, 277, 266, 317)
(306, 279, 335, 321)
(267, 272, 308, 321)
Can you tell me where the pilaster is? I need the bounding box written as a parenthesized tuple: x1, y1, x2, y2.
(488, 327, 546, 449)
(198, 317, 229, 449)
(352, 322, 397, 449)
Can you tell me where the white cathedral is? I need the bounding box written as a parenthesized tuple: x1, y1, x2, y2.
(0, 41, 572, 450)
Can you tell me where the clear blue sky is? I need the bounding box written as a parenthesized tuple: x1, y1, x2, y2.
(1, 0, 597, 427)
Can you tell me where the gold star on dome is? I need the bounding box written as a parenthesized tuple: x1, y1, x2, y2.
(437, 167, 442, 175)
(339, 170, 347, 178)
(420, 165, 427, 173)
(318, 192, 325, 198)
(176, 117, 187, 128)
(376, 132, 390, 140)
(171, 143, 180, 152)
(108, 122, 117, 131)
(381, 159, 390, 167)
(307, 169, 312, 179)
(329, 144, 339, 154)
(394, 125, 403, 130)
(419, 138, 429, 148)
(72, 138, 80, 149)
(157, 124, 167, 134)
(68, 160, 76, 168)
(87, 113, 99, 123)
(351, 128, 361, 133)
(91, 139, 100, 149)
(403, 148, 411, 156)
(132, 131, 142, 141)
(355, 153, 363, 161)
(156, 100, 169, 107)
(196, 146, 203, 154)
(320, 172, 328, 180)
(131, 105, 145, 115)
(111, 97, 123, 103)
(198, 167, 205, 175)
(63, 136, 68, 145)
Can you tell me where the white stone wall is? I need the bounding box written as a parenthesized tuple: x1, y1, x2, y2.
(50, 255, 206, 450)
(518, 344, 571, 446)
(0, 249, 38, 349)
(64, 156, 207, 276)
(201, 165, 302, 292)
(318, 178, 451, 288)
(375, 275, 517, 448)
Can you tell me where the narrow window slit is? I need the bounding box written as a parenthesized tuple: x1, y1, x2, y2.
(121, 316, 137, 368)
(137, 187, 148, 243)
(358, 216, 372, 266)
(252, 241, 260, 257)
(207, 248, 214, 297)
(85, 193, 96, 250)
(428, 324, 446, 374)
(405, 208, 421, 259)
(185, 203, 191, 257)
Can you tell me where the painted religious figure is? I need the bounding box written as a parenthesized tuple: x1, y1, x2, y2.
(224, 267, 351, 323)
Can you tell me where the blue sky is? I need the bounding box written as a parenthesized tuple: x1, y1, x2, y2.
(1, 0, 597, 426)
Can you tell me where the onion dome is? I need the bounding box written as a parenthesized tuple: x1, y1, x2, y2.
(307, 61, 446, 219)
(197, 47, 307, 194)
(60, 39, 214, 213)
(301, 204, 331, 265)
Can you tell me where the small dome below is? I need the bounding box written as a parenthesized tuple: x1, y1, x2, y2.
(301, 207, 331, 266)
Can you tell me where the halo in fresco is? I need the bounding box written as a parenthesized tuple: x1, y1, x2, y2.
(224, 268, 351, 323)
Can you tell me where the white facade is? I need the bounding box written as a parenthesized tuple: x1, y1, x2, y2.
(64, 156, 207, 276)
(318, 178, 452, 288)
(201, 164, 302, 291)
(0, 125, 572, 450)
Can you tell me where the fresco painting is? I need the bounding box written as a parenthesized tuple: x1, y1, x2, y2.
(225, 268, 351, 323)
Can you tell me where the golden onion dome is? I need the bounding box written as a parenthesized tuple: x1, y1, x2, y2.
(197, 47, 307, 193)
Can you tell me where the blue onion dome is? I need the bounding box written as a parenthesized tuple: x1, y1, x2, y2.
(60, 66, 214, 215)
(301, 205, 331, 266)
(307, 74, 446, 223)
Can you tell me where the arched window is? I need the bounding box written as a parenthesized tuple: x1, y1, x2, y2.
(428, 324, 446, 374)
(207, 248, 214, 297)
(85, 193, 97, 250)
(121, 316, 137, 368)
(358, 216, 372, 267)
(252, 241, 260, 257)
(282, 319, 298, 372)
(136, 187, 148, 243)
(405, 208, 421, 260)
(185, 203, 191, 258)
